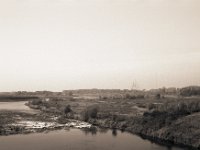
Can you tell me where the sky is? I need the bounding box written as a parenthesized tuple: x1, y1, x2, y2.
(0, 0, 200, 91)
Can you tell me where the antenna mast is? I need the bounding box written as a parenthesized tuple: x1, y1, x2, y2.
(131, 80, 137, 90)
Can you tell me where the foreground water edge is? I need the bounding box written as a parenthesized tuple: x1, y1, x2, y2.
(0, 128, 187, 150)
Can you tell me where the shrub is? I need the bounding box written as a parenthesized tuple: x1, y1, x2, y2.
(155, 93, 161, 99)
(68, 91, 73, 96)
(146, 99, 200, 118)
(30, 99, 43, 105)
(64, 105, 72, 114)
(148, 103, 156, 110)
(112, 114, 128, 122)
(125, 93, 145, 99)
(82, 105, 99, 121)
(180, 86, 200, 96)
(125, 93, 136, 99)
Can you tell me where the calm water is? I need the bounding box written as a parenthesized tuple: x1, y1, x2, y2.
(0, 129, 185, 150)
(0, 101, 38, 113)
(0, 101, 28, 110)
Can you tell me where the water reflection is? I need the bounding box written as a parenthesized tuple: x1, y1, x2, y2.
(0, 129, 186, 150)
(112, 129, 117, 137)
(80, 127, 188, 150)
(98, 128, 109, 134)
(81, 126, 97, 135)
(81, 127, 118, 137)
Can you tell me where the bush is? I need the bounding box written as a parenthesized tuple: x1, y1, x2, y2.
(148, 103, 156, 110)
(112, 114, 128, 122)
(125, 93, 145, 99)
(146, 99, 200, 117)
(30, 99, 43, 105)
(64, 105, 72, 114)
(125, 94, 136, 99)
(155, 93, 161, 99)
(82, 105, 99, 121)
(180, 86, 200, 96)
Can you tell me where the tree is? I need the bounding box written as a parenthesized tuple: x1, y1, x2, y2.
(64, 105, 72, 114)
(82, 105, 99, 121)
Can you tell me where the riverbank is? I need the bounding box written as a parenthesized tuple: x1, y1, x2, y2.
(0, 110, 93, 136)
(1, 93, 200, 149)
(0, 109, 196, 149)
(87, 115, 199, 150)
(25, 96, 200, 149)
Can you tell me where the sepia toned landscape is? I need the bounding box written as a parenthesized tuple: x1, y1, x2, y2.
(0, 0, 200, 149)
(0, 86, 200, 149)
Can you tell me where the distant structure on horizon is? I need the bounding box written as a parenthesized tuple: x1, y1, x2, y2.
(131, 80, 139, 90)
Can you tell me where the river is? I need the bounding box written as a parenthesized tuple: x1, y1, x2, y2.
(0, 101, 38, 113)
(0, 128, 186, 150)
(0, 101, 186, 150)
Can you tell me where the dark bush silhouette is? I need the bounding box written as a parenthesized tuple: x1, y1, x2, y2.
(31, 99, 43, 105)
(64, 105, 72, 114)
(155, 93, 161, 99)
(82, 105, 99, 121)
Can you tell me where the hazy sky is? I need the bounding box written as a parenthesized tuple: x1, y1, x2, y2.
(0, 0, 200, 91)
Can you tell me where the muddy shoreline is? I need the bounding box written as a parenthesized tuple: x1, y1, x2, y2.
(0, 111, 198, 150)
(0, 110, 93, 136)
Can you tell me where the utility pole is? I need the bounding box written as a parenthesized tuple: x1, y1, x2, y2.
(131, 80, 138, 90)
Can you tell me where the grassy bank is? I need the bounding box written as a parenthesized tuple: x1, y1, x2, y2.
(1, 88, 199, 149)
(26, 95, 200, 149)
